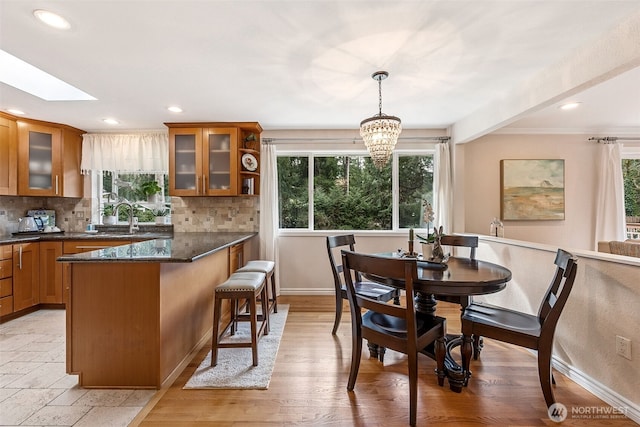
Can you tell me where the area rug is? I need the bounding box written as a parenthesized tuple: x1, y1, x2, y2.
(184, 305, 289, 390)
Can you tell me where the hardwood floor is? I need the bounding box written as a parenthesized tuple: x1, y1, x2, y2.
(136, 296, 635, 426)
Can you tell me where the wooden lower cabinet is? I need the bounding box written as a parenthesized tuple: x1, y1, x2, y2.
(0, 245, 13, 318)
(40, 241, 63, 304)
(13, 243, 40, 312)
(66, 248, 230, 388)
(229, 243, 244, 274)
(61, 240, 130, 306)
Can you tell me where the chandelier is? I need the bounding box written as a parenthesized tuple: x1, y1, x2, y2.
(360, 71, 402, 169)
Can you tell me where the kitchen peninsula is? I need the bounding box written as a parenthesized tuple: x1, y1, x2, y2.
(57, 232, 258, 389)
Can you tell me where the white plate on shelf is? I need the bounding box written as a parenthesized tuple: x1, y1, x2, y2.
(241, 153, 258, 171)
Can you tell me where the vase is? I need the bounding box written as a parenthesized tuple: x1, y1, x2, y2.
(155, 216, 168, 225)
(421, 243, 434, 260)
(102, 215, 117, 225)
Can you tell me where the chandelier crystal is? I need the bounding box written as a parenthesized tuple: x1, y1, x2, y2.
(360, 71, 402, 169)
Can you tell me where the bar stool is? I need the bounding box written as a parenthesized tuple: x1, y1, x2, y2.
(212, 271, 270, 367)
(235, 260, 278, 314)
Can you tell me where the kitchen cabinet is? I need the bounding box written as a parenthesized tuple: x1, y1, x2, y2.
(62, 240, 130, 306)
(40, 242, 63, 304)
(0, 114, 18, 195)
(166, 122, 262, 196)
(0, 245, 13, 318)
(17, 120, 84, 197)
(13, 243, 40, 312)
(229, 243, 244, 274)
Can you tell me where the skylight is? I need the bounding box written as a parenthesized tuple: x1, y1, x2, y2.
(0, 49, 96, 101)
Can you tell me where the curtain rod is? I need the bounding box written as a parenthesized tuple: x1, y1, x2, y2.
(262, 136, 450, 144)
(589, 136, 640, 143)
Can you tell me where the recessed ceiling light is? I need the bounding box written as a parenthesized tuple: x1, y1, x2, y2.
(167, 106, 183, 113)
(559, 102, 581, 110)
(33, 10, 71, 30)
(0, 49, 96, 101)
(7, 108, 25, 115)
(103, 118, 119, 125)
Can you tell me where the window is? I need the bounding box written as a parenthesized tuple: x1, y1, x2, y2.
(622, 158, 640, 239)
(277, 152, 434, 231)
(99, 172, 169, 223)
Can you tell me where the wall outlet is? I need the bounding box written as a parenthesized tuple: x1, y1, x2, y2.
(616, 335, 632, 360)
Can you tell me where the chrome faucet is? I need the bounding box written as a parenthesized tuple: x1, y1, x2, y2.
(113, 201, 138, 234)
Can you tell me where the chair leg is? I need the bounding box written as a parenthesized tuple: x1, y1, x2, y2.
(473, 335, 482, 360)
(461, 333, 473, 385)
(270, 273, 278, 313)
(407, 351, 418, 427)
(436, 335, 447, 387)
(347, 324, 362, 391)
(211, 297, 223, 367)
(249, 296, 259, 367)
(538, 346, 555, 408)
(332, 295, 343, 335)
(261, 284, 270, 336)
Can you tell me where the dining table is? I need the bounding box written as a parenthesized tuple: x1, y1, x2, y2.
(366, 252, 512, 392)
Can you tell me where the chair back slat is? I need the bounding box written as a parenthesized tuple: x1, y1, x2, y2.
(326, 234, 356, 289)
(537, 249, 578, 334)
(341, 250, 418, 333)
(440, 235, 478, 259)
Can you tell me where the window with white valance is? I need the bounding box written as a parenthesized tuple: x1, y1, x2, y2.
(81, 132, 168, 174)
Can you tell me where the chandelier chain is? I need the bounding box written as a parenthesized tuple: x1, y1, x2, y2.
(378, 77, 383, 116)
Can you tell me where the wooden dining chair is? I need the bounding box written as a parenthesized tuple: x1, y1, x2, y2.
(341, 250, 446, 427)
(460, 248, 578, 408)
(439, 234, 478, 260)
(435, 234, 479, 306)
(326, 234, 399, 335)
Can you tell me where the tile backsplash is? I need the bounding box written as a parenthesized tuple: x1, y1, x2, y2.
(0, 195, 259, 235)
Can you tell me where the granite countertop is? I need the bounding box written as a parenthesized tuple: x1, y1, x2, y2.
(56, 232, 256, 263)
(0, 225, 174, 244)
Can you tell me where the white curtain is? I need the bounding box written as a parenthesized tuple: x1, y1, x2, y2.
(81, 133, 169, 174)
(594, 141, 627, 247)
(433, 140, 453, 234)
(259, 143, 279, 290)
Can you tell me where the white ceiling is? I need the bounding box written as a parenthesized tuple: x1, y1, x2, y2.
(1, 1, 639, 139)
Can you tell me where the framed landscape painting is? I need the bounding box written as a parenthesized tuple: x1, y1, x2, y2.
(500, 159, 565, 221)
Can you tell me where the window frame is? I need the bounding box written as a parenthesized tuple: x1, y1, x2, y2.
(90, 170, 169, 225)
(277, 148, 436, 234)
(621, 145, 640, 237)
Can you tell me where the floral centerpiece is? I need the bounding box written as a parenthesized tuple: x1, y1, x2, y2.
(416, 201, 437, 259)
(416, 200, 435, 244)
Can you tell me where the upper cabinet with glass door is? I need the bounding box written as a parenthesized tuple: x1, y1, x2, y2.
(0, 114, 18, 195)
(166, 122, 261, 197)
(17, 120, 84, 197)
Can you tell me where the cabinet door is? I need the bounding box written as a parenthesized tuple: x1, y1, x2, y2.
(18, 122, 62, 196)
(40, 242, 63, 304)
(169, 128, 202, 196)
(203, 128, 238, 196)
(0, 116, 17, 195)
(229, 243, 244, 275)
(13, 243, 40, 311)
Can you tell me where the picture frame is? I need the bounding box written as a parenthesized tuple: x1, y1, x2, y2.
(500, 159, 565, 221)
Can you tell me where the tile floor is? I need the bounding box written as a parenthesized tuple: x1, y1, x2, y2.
(0, 310, 155, 426)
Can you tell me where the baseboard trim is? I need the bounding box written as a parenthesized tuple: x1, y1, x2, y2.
(279, 288, 334, 296)
(553, 356, 639, 424)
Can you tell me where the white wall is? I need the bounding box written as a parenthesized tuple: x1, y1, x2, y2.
(460, 133, 599, 251)
(475, 237, 639, 422)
